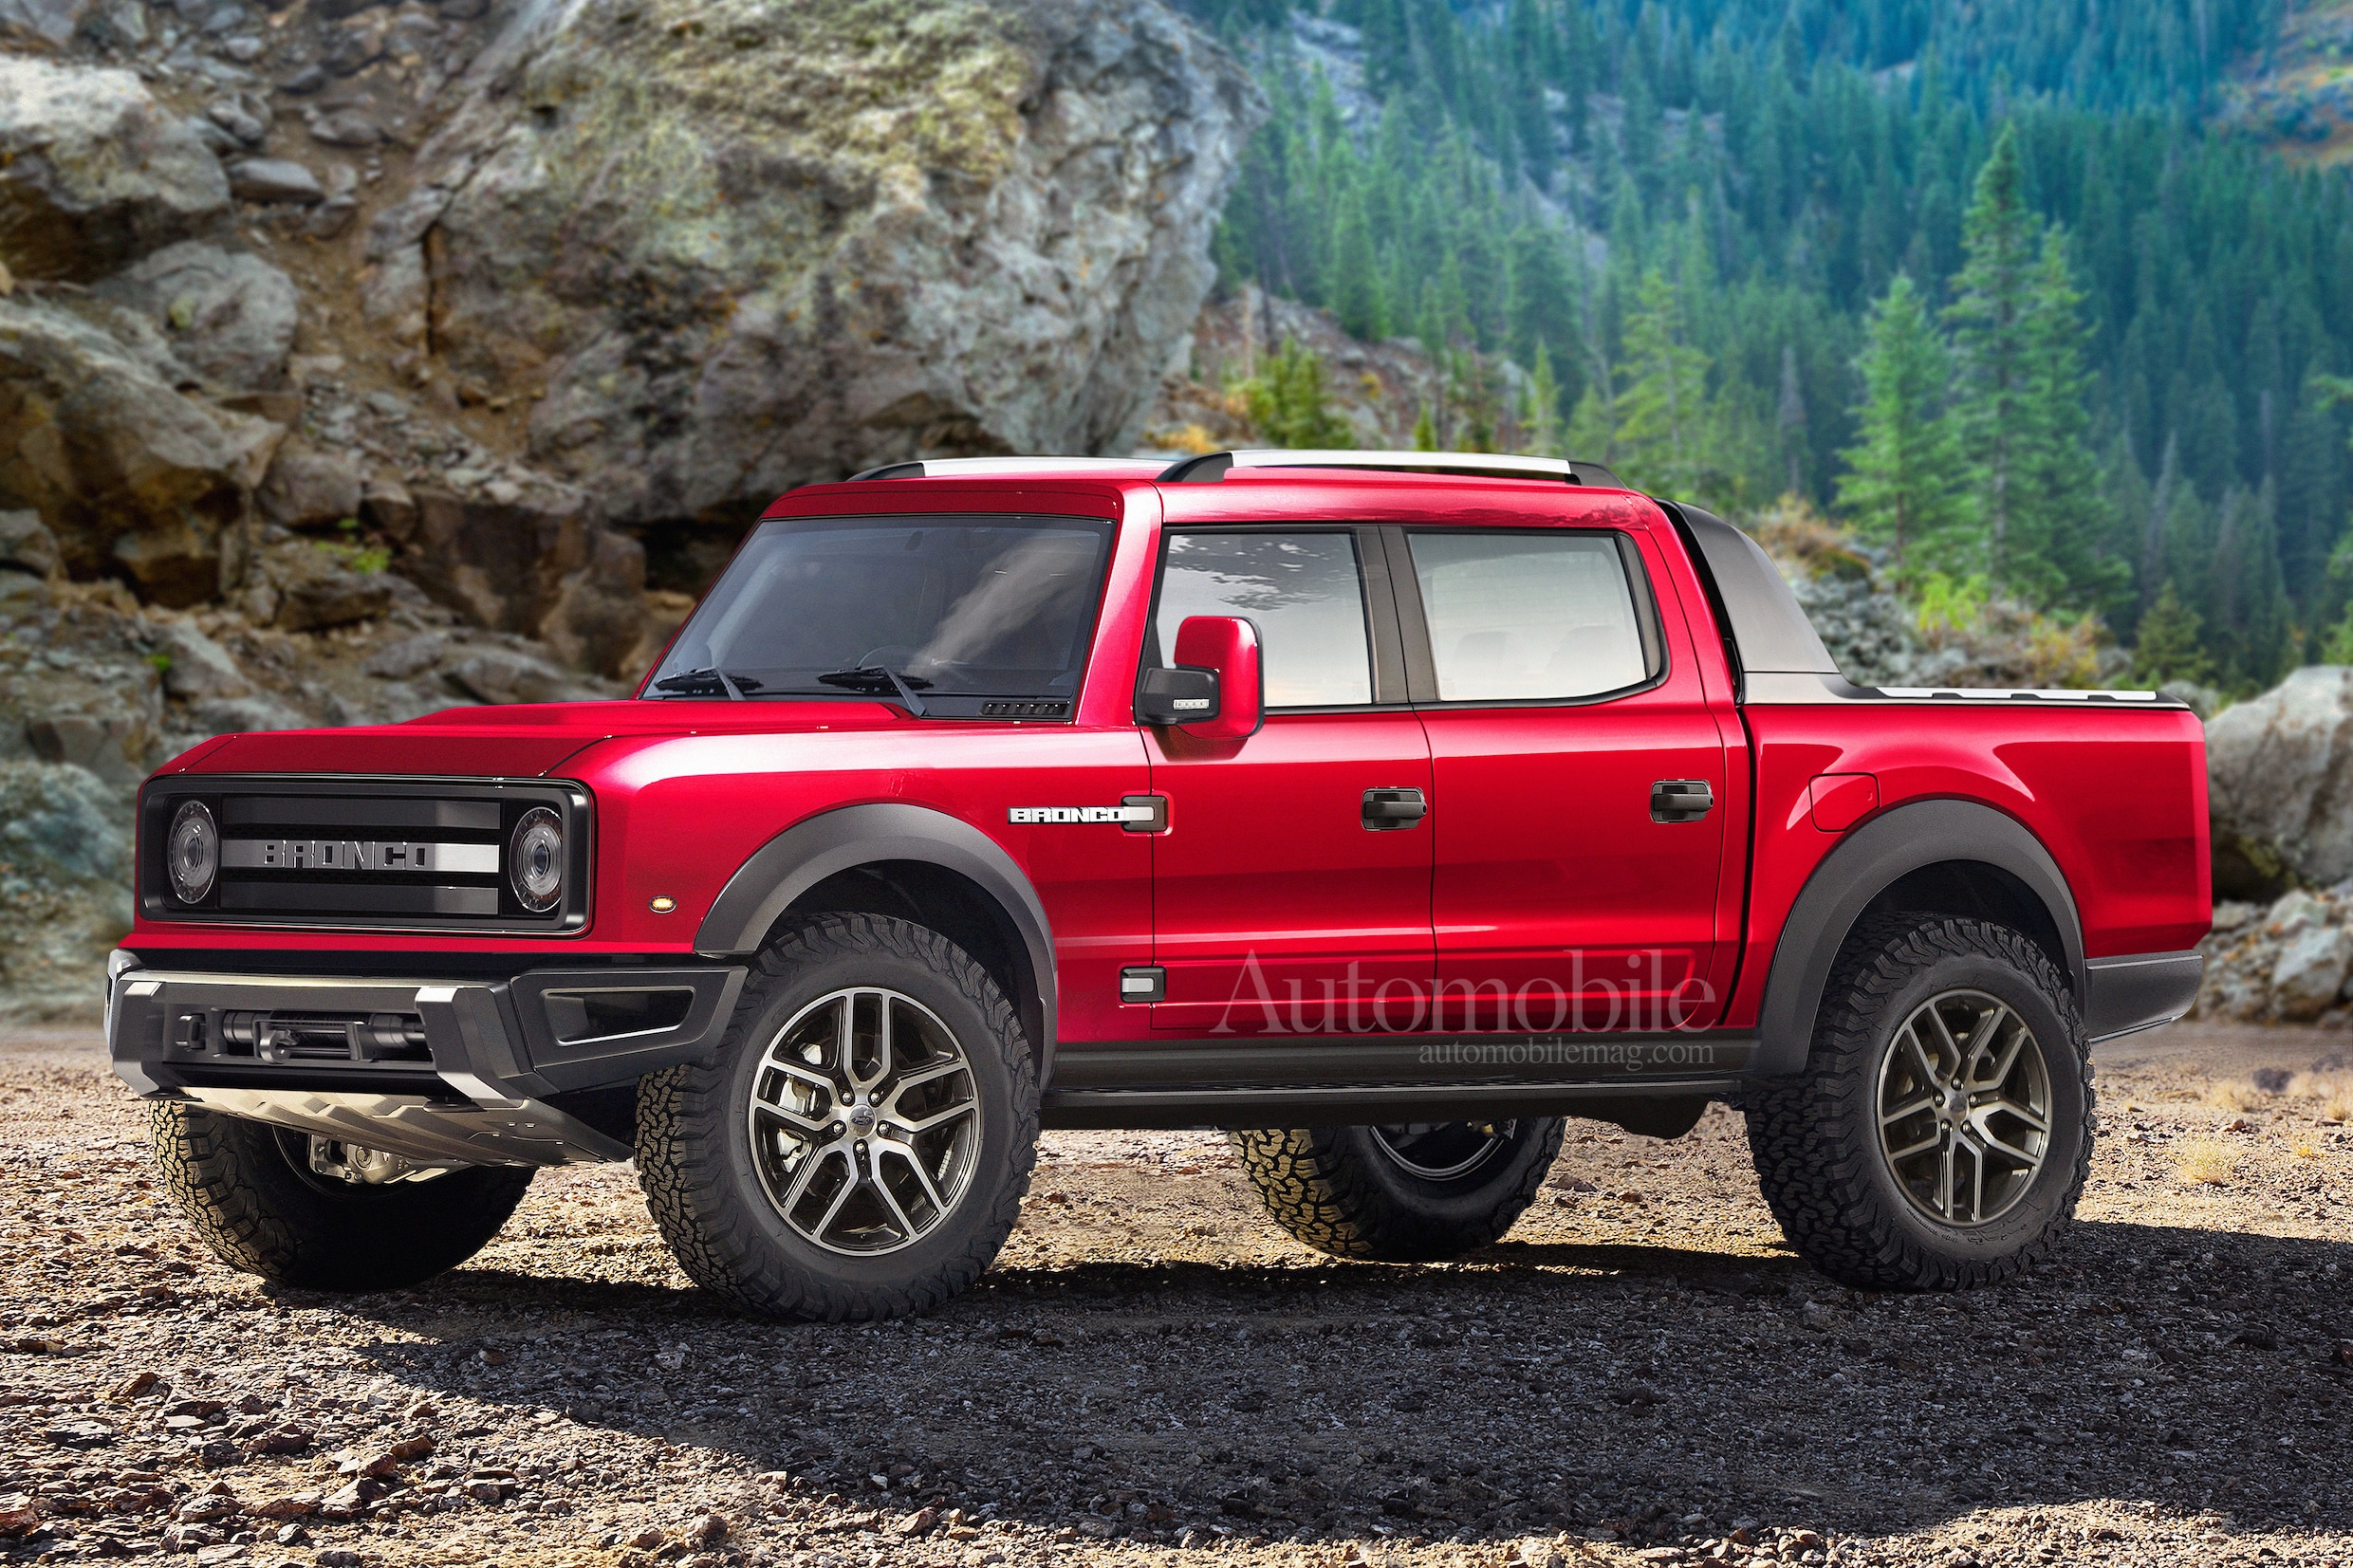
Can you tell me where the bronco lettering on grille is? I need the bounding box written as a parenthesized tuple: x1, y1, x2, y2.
(220, 839, 502, 874)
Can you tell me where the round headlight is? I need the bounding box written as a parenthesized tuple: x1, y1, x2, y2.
(510, 807, 565, 913)
(166, 801, 217, 905)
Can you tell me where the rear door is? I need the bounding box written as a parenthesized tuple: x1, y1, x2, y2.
(1394, 523, 1733, 1034)
(1144, 526, 1435, 1036)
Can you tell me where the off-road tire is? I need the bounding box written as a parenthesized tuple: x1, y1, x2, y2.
(636, 913, 1038, 1321)
(150, 1103, 535, 1290)
(1229, 1119, 1565, 1261)
(1745, 913, 2092, 1291)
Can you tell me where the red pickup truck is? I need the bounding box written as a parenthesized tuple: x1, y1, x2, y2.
(106, 452, 2210, 1320)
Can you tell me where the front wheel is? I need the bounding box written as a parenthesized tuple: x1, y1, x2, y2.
(150, 1104, 535, 1290)
(636, 913, 1038, 1320)
(1230, 1117, 1564, 1261)
(1745, 914, 2091, 1291)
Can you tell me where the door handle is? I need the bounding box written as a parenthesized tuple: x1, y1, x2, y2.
(1651, 780, 1714, 822)
(1362, 787, 1427, 831)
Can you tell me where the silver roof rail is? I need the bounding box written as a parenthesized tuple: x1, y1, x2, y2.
(1156, 449, 1627, 489)
(846, 456, 1158, 481)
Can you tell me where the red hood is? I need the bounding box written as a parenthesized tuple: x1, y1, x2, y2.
(176, 699, 912, 778)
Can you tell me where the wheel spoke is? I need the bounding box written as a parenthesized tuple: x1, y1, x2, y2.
(868, 1153, 921, 1242)
(1971, 1116, 2042, 1166)
(1902, 1025, 1945, 1093)
(883, 1142, 951, 1217)
(761, 1056, 839, 1098)
(1958, 1004, 2009, 1083)
(882, 1057, 969, 1108)
(1983, 1094, 2049, 1135)
(891, 1100, 977, 1136)
(1979, 1024, 2028, 1091)
(833, 995, 858, 1081)
(1885, 1130, 1944, 1163)
(810, 1162, 860, 1243)
(1921, 1005, 1964, 1075)
(1936, 1138, 1956, 1219)
(777, 1139, 840, 1216)
(751, 1098, 833, 1138)
(1881, 1095, 1937, 1128)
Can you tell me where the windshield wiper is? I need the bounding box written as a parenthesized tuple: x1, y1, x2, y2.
(652, 667, 760, 700)
(814, 664, 931, 717)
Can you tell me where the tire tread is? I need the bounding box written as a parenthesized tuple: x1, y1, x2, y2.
(635, 912, 1037, 1321)
(1744, 913, 2092, 1291)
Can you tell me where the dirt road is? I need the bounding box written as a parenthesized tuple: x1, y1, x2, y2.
(1, 1022, 2348, 1568)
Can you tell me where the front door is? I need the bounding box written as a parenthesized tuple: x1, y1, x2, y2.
(1143, 527, 1435, 1037)
(1397, 524, 1733, 1037)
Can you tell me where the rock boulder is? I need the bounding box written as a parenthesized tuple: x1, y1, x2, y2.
(2205, 665, 2353, 897)
(2271, 923, 2353, 1021)
(0, 296, 281, 606)
(387, 0, 1260, 531)
(388, 487, 652, 676)
(255, 443, 364, 527)
(94, 241, 300, 392)
(0, 57, 231, 283)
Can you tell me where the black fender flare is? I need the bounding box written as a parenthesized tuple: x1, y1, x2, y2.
(1750, 799, 2084, 1075)
(694, 803, 1058, 1076)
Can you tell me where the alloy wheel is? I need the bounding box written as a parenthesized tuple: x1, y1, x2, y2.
(747, 987, 979, 1255)
(1875, 988, 2052, 1227)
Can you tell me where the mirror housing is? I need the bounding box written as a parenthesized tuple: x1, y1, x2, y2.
(1169, 615, 1262, 739)
(1135, 664, 1219, 727)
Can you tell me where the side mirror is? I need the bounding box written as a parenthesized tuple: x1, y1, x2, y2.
(1135, 664, 1219, 727)
(1170, 615, 1262, 739)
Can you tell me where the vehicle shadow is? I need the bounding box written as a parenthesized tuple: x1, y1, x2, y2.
(310, 1217, 2353, 1552)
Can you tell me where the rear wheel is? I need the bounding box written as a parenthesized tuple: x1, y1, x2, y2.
(150, 1104, 534, 1290)
(1230, 1117, 1563, 1261)
(1744, 913, 2091, 1290)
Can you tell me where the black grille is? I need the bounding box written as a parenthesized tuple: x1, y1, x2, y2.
(979, 700, 1070, 719)
(139, 777, 591, 934)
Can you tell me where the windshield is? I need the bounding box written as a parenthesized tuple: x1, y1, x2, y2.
(644, 515, 1114, 709)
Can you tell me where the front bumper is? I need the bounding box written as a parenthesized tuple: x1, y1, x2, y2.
(107, 957, 746, 1166)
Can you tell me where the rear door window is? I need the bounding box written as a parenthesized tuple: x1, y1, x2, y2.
(1407, 530, 1656, 703)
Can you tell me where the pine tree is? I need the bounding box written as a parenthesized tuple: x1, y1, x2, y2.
(1944, 124, 2041, 591)
(1411, 403, 1440, 452)
(1836, 273, 1969, 577)
(2131, 580, 2210, 687)
(1775, 342, 1808, 496)
(2012, 227, 2127, 615)
(1329, 186, 1385, 341)
(1523, 341, 1563, 458)
(1243, 337, 1351, 449)
(1612, 269, 1716, 499)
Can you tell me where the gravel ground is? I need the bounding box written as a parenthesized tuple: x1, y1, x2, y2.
(2, 1023, 2350, 1568)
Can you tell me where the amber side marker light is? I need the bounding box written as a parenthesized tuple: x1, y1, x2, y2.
(649, 896, 676, 913)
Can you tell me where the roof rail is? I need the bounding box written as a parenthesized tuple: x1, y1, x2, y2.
(845, 456, 1158, 481)
(1155, 449, 1627, 489)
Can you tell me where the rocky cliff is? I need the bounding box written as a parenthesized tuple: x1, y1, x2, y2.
(0, 0, 1255, 1016)
(395, 0, 1258, 568)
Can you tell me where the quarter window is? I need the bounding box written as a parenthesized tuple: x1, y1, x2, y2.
(1156, 531, 1374, 708)
(1409, 531, 1653, 702)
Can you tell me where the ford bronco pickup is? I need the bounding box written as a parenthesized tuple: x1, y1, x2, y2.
(106, 451, 2211, 1320)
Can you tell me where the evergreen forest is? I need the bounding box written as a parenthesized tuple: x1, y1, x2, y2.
(1181, 0, 2353, 693)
